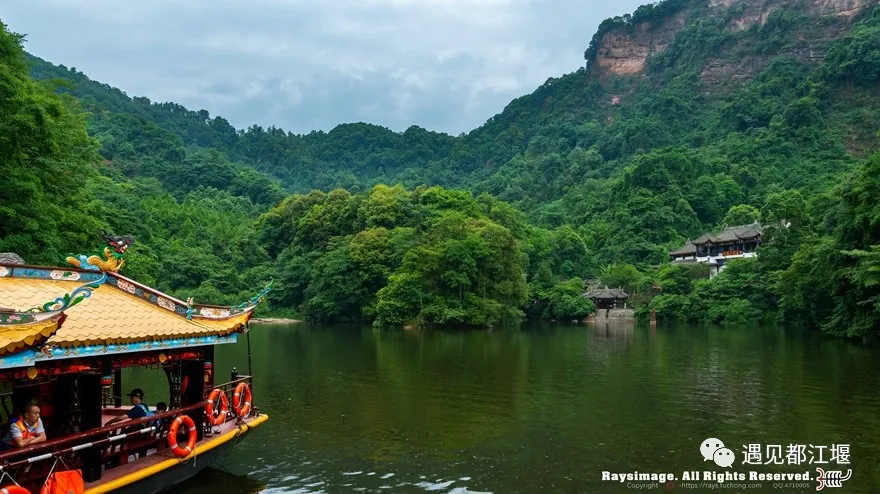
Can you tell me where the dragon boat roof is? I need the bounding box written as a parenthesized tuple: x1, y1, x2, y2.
(0, 234, 270, 371)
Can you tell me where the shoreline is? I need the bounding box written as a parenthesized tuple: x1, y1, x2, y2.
(249, 317, 303, 324)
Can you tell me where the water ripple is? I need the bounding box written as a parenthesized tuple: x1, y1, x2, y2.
(164, 323, 880, 494)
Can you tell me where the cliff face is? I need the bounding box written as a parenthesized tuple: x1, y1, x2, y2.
(594, 12, 688, 75)
(719, 0, 873, 31)
(811, 0, 875, 19)
(591, 0, 874, 82)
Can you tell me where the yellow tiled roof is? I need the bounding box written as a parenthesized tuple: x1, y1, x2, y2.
(0, 318, 61, 355)
(0, 277, 250, 347)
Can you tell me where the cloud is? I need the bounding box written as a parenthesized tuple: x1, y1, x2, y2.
(1, 0, 645, 135)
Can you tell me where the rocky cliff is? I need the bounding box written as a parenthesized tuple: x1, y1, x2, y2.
(593, 11, 688, 75)
(590, 0, 875, 84)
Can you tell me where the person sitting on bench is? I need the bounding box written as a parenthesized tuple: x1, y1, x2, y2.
(0, 403, 46, 450)
(106, 388, 152, 426)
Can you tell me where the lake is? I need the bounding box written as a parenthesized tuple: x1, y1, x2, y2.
(129, 322, 880, 493)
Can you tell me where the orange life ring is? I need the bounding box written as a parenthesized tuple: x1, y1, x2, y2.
(232, 382, 252, 417)
(2, 486, 30, 494)
(167, 415, 197, 458)
(205, 388, 229, 426)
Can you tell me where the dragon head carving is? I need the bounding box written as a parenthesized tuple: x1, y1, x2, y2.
(101, 231, 135, 256)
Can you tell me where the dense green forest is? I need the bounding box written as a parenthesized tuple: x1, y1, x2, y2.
(1, 0, 879, 335)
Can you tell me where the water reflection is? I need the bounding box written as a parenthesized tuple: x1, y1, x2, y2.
(128, 322, 880, 493)
(588, 321, 635, 341)
(174, 468, 267, 493)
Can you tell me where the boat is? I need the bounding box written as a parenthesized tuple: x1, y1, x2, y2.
(0, 234, 271, 493)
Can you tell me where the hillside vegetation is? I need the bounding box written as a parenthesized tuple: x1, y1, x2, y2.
(2, 0, 879, 334)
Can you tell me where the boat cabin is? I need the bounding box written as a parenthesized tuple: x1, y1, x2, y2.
(0, 237, 270, 494)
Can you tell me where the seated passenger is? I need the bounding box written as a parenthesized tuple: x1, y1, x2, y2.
(105, 388, 152, 427)
(0, 403, 46, 450)
(154, 402, 168, 428)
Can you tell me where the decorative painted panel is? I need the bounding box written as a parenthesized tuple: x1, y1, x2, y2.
(8, 267, 103, 282)
(49, 270, 81, 281)
(157, 297, 177, 312)
(106, 275, 191, 316)
(116, 279, 138, 294)
(0, 313, 34, 324)
(196, 307, 231, 319)
(0, 333, 239, 370)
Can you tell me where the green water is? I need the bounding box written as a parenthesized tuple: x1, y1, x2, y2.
(128, 322, 880, 493)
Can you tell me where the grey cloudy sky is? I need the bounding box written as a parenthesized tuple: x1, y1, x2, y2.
(2, 0, 644, 135)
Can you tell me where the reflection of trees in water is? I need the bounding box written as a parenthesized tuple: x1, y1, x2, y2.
(174, 467, 267, 494)
(188, 323, 880, 493)
(364, 326, 532, 458)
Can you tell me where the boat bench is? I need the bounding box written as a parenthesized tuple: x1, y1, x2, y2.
(101, 419, 171, 466)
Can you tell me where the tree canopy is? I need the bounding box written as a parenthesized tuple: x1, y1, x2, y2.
(2, 2, 879, 333)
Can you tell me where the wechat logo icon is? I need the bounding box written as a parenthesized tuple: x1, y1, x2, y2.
(700, 438, 736, 468)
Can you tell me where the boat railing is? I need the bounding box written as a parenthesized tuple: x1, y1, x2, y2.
(204, 375, 256, 428)
(0, 402, 199, 489)
(209, 375, 253, 397)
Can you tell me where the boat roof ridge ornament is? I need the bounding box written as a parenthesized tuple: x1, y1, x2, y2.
(182, 280, 272, 321)
(65, 231, 135, 273)
(234, 279, 273, 310)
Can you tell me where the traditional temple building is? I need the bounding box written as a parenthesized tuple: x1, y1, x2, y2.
(669, 223, 763, 278)
(584, 286, 630, 310)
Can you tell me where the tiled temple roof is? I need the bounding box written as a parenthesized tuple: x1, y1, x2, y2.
(691, 223, 763, 245)
(584, 287, 629, 300)
(669, 241, 697, 256)
(669, 223, 763, 256)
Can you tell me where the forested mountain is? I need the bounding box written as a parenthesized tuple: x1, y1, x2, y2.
(3, 0, 880, 334)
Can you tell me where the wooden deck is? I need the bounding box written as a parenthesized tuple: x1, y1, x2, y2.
(84, 414, 268, 494)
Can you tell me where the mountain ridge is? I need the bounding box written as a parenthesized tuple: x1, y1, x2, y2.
(3, 0, 880, 333)
(22, 0, 880, 259)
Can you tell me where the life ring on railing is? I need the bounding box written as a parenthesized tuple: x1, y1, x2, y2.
(1, 485, 30, 494)
(167, 415, 197, 458)
(232, 382, 252, 417)
(205, 388, 229, 426)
